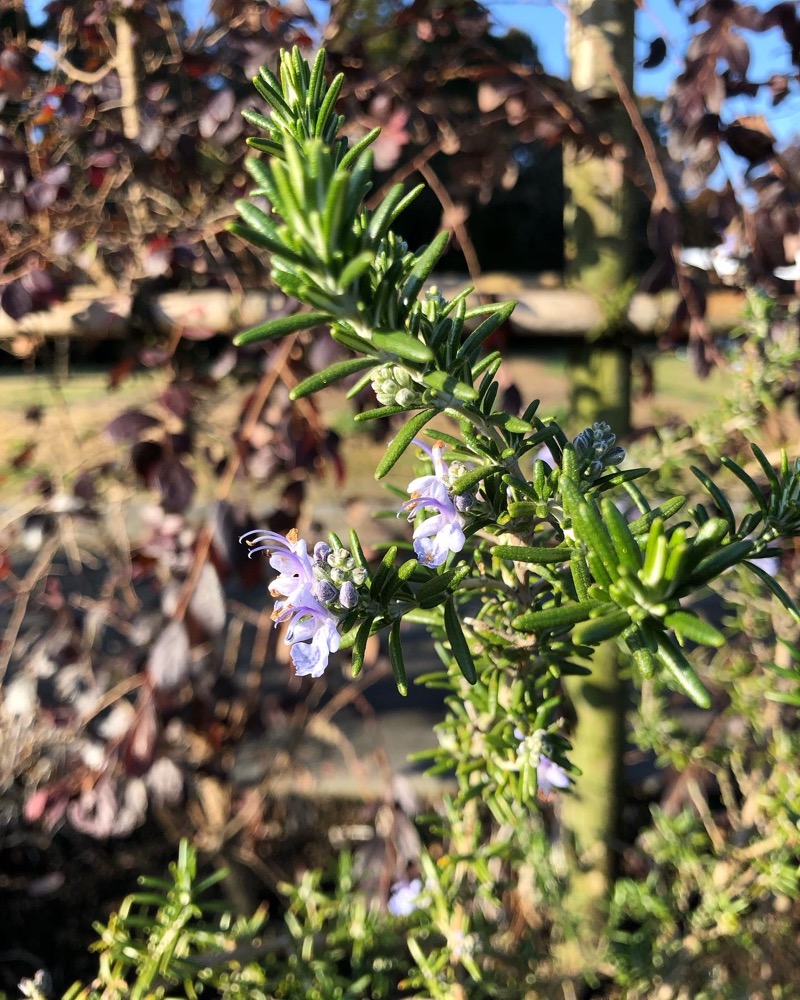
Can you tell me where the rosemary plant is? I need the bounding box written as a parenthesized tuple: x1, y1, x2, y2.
(30, 47, 800, 1000)
(231, 48, 800, 804)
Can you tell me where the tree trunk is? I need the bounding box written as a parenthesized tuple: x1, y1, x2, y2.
(567, 339, 632, 431)
(558, 0, 636, 978)
(559, 643, 625, 975)
(564, 0, 636, 435)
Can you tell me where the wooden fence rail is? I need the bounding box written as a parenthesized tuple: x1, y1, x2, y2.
(0, 275, 746, 355)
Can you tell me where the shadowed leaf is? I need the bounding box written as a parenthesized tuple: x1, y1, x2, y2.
(642, 37, 667, 69)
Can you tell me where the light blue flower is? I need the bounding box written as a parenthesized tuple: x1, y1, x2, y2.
(240, 528, 342, 678)
(401, 441, 466, 568)
(388, 877, 423, 916)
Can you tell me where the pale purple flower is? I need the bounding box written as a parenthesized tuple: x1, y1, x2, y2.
(408, 497, 466, 567)
(239, 528, 341, 678)
(405, 438, 450, 500)
(533, 444, 556, 467)
(289, 616, 341, 677)
(388, 877, 423, 916)
(401, 440, 466, 568)
(241, 527, 313, 579)
(537, 756, 571, 795)
(750, 555, 780, 578)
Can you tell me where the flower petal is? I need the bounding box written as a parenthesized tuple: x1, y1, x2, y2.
(406, 475, 448, 501)
(537, 756, 570, 793)
(291, 640, 329, 677)
(414, 534, 450, 567)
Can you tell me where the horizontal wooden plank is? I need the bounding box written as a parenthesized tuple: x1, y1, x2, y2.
(433, 273, 745, 336)
(0, 274, 745, 348)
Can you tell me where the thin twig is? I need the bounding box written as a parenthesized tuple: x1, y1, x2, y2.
(27, 40, 114, 85)
(417, 161, 483, 289)
(76, 673, 146, 729)
(367, 139, 443, 209)
(0, 538, 60, 685)
(113, 14, 140, 141)
(686, 777, 725, 854)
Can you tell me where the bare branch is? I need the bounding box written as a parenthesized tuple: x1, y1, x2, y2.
(28, 39, 114, 85)
(417, 160, 483, 289)
(113, 14, 140, 141)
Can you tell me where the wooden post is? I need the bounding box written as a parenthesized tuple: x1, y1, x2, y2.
(558, 0, 636, 976)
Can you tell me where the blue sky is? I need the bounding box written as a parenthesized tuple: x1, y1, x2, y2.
(26, 0, 800, 144)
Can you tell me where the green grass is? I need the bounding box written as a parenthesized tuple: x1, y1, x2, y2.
(649, 353, 736, 407)
(0, 367, 170, 501)
(0, 351, 735, 509)
(0, 367, 165, 407)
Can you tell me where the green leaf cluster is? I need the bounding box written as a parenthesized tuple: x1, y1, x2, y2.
(61, 840, 267, 999)
(230, 48, 533, 478)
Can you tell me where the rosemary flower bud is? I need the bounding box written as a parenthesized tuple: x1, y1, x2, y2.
(339, 581, 358, 609)
(313, 580, 338, 604)
(314, 541, 332, 563)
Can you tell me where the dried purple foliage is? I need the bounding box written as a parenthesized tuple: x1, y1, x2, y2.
(106, 410, 162, 443)
(153, 457, 196, 515)
(0, 1, 318, 326)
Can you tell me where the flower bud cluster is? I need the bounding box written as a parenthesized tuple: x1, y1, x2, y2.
(513, 726, 545, 770)
(373, 232, 410, 277)
(442, 459, 477, 512)
(311, 541, 367, 613)
(573, 421, 625, 481)
(422, 285, 447, 321)
(372, 364, 424, 408)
